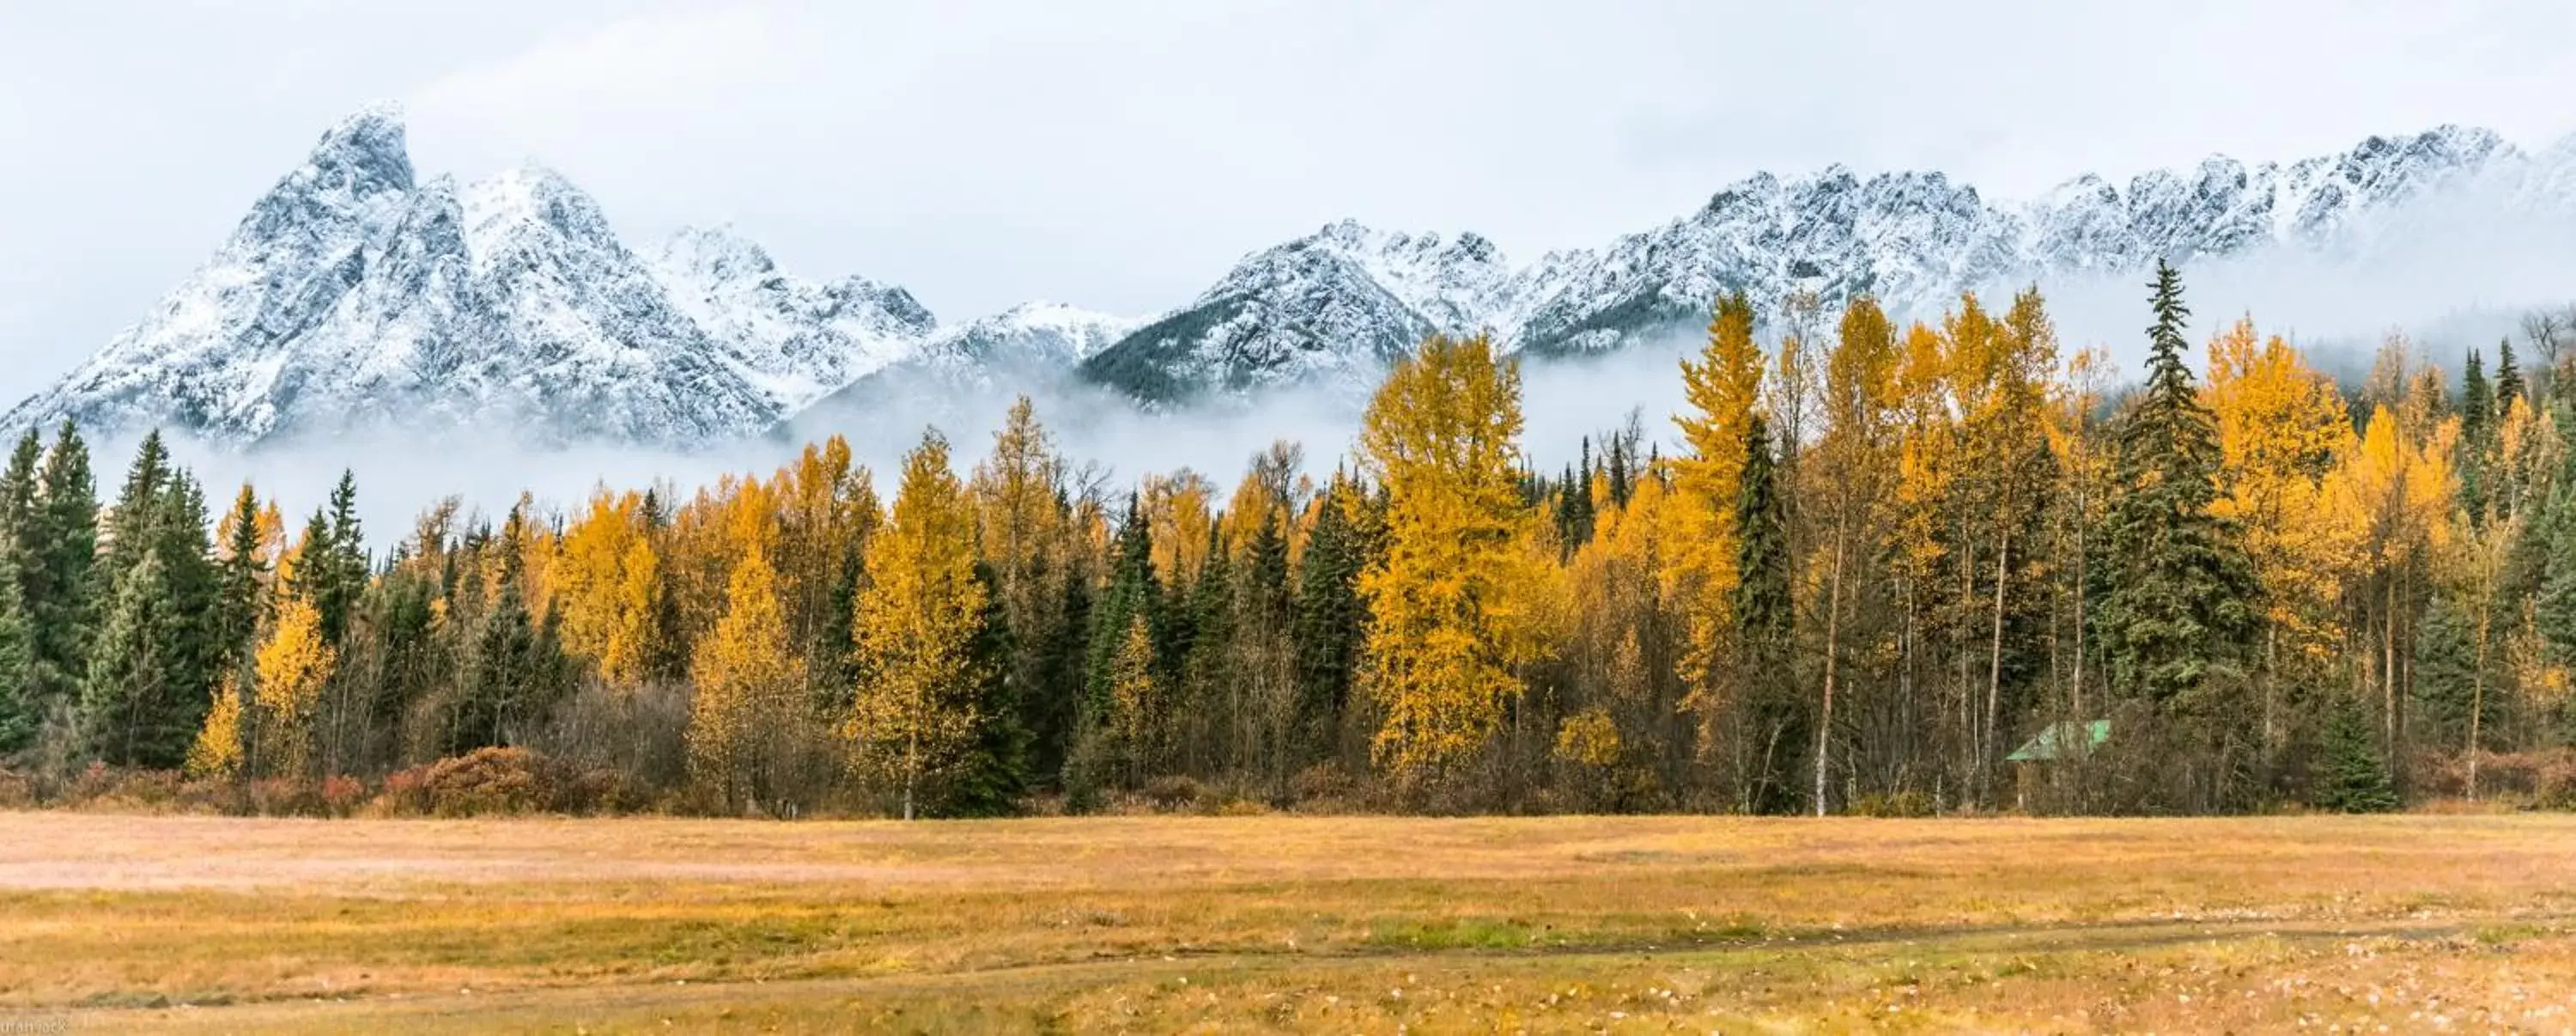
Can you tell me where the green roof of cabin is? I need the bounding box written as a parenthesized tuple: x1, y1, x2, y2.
(2006, 719, 2110, 762)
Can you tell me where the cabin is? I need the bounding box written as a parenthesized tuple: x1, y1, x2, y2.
(2006, 719, 2110, 810)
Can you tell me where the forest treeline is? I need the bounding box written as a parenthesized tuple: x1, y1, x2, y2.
(7, 263, 2576, 817)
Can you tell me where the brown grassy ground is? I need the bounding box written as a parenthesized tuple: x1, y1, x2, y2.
(0, 812, 2571, 1032)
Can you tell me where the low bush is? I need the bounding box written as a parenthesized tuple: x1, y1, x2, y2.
(421, 747, 543, 817)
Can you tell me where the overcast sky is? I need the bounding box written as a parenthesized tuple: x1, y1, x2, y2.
(4, 1, 2574, 405)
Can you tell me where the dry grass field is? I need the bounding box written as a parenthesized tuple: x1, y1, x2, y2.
(0, 812, 2572, 1033)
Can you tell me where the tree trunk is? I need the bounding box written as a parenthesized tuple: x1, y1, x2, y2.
(1984, 527, 2009, 806)
(2470, 605, 2490, 801)
(1815, 524, 1846, 817)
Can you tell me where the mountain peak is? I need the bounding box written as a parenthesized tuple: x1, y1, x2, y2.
(302, 101, 414, 193)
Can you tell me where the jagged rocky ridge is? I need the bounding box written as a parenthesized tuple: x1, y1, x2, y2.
(15, 106, 2576, 441)
(1084, 125, 2576, 400)
(5, 105, 941, 448)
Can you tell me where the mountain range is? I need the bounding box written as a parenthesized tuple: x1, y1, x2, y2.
(11, 104, 2574, 447)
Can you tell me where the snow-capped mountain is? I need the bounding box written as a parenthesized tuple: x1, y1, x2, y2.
(652, 225, 935, 412)
(4, 104, 937, 448)
(17, 106, 2573, 442)
(1084, 125, 2558, 399)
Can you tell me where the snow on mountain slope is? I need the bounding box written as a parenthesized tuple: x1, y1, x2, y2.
(1086, 125, 2555, 399)
(1078, 223, 1493, 404)
(5, 105, 935, 448)
(16, 108, 2571, 442)
(651, 225, 936, 411)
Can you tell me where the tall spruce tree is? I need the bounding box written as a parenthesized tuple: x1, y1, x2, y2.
(2537, 466, 2576, 670)
(96, 431, 170, 590)
(1236, 511, 1297, 790)
(2410, 593, 2485, 750)
(0, 549, 33, 753)
(2460, 347, 2494, 521)
(80, 552, 185, 766)
(0, 430, 39, 554)
(2098, 260, 2257, 708)
(314, 470, 366, 644)
(1293, 477, 1368, 766)
(212, 485, 268, 677)
(950, 562, 1029, 816)
(2497, 338, 2526, 414)
(152, 472, 221, 746)
(2314, 696, 2400, 813)
(1076, 495, 1160, 792)
(27, 421, 98, 713)
(0, 431, 36, 755)
(1731, 415, 1801, 814)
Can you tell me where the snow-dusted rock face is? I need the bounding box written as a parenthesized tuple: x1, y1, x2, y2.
(651, 225, 934, 412)
(5, 105, 936, 448)
(1084, 125, 2549, 400)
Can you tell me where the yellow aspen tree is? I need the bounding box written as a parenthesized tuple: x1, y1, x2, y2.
(2203, 320, 2363, 745)
(601, 534, 665, 688)
(185, 675, 246, 780)
(2330, 405, 2457, 750)
(1143, 470, 1216, 589)
(1562, 463, 1680, 797)
(2049, 344, 2117, 716)
(252, 592, 334, 778)
(776, 436, 878, 674)
(1671, 292, 1765, 712)
(973, 397, 1067, 594)
(970, 398, 1073, 748)
(687, 545, 806, 814)
(1808, 296, 1900, 813)
(1356, 333, 1547, 781)
(554, 490, 645, 681)
(846, 431, 988, 820)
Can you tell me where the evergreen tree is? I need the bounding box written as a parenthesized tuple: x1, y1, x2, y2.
(2537, 471, 2576, 669)
(1178, 524, 1233, 771)
(2461, 348, 2493, 446)
(2097, 260, 2257, 708)
(79, 552, 185, 766)
(2313, 696, 2400, 813)
(2497, 337, 2526, 414)
(1235, 510, 1297, 790)
(1730, 415, 1801, 814)
(452, 506, 560, 753)
(2410, 593, 2485, 750)
(0, 549, 34, 754)
(2460, 348, 2494, 521)
(0, 429, 39, 554)
(949, 562, 1030, 816)
(27, 420, 98, 709)
(1077, 495, 1160, 792)
(1293, 477, 1367, 767)
(314, 470, 366, 644)
(211, 485, 268, 675)
(151, 472, 221, 744)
